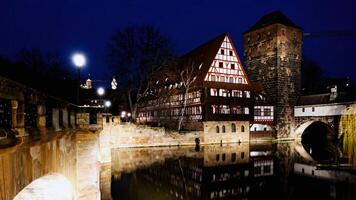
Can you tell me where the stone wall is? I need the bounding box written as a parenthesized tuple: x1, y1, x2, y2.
(0, 133, 77, 200)
(76, 113, 90, 126)
(102, 124, 200, 149)
(244, 24, 302, 138)
(98, 122, 250, 163)
(0, 131, 103, 200)
(203, 121, 250, 143)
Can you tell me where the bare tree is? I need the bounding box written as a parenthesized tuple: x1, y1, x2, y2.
(177, 61, 202, 131)
(107, 24, 173, 120)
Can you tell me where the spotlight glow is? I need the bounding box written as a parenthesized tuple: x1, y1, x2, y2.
(97, 87, 105, 96)
(72, 53, 86, 68)
(105, 101, 111, 107)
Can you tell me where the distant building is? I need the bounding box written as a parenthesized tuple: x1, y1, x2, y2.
(136, 32, 273, 142)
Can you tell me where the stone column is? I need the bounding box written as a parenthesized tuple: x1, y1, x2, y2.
(36, 104, 46, 134)
(62, 108, 69, 129)
(16, 101, 26, 136)
(52, 108, 60, 131)
(70, 112, 76, 128)
(11, 100, 18, 129)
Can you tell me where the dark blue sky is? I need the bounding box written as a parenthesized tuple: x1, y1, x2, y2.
(1, 0, 356, 84)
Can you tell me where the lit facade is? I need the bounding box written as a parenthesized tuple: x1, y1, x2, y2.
(136, 33, 273, 140)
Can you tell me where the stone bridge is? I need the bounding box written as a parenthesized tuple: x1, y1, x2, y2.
(0, 75, 78, 136)
(292, 102, 356, 139)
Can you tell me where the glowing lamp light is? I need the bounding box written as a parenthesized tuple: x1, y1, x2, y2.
(105, 101, 111, 107)
(72, 53, 86, 68)
(127, 113, 131, 117)
(97, 87, 105, 96)
(121, 111, 126, 118)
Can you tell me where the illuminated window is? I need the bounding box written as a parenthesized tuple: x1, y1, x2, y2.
(212, 105, 219, 114)
(231, 106, 242, 114)
(220, 105, 230, 114)
(264, 108, 271, 116)
(229, 77, 233, 83)
(244, 107, 249, 115)
(232, 90, 242, 97)
(254, 108, 262, 116)
(210, 88, 218, 96)
(211, 75, 216, 81)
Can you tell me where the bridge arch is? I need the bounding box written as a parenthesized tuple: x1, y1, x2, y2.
(293, 120, 334, 140)
(13, 173, 75, 200)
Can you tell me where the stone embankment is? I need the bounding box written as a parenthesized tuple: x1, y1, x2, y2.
(0, 130, 102, 200)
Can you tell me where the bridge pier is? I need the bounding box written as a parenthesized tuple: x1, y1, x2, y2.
(11, 100, 26, 137)
(52, 108, 61, 131)
(62, 108, 69, 129)
(37, 104, 46, 134)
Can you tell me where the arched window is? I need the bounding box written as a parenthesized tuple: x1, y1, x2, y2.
(216, 126, 220, 133)
(222, 125, 226, 133)
(231, 123, 236, 132)
(241, 125, 245, 132)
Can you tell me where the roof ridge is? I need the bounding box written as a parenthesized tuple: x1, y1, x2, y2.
(245, 11, 301, 33)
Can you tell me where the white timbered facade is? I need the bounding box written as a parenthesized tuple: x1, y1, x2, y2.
(137, 32, 273, 137)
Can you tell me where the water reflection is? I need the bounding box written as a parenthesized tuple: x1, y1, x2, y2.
(108, 142, 356, 200)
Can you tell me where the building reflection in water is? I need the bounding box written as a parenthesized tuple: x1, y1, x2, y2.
(108, 141, 356, 200)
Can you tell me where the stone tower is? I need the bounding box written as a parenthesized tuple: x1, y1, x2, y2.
(243, 11, 302, 138)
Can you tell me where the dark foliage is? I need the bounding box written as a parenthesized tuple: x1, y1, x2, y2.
(0, 49, 77, 103)
(106, 24, 174, 118)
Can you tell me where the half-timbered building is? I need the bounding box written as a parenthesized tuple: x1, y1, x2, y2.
(136, 32, 273, 141)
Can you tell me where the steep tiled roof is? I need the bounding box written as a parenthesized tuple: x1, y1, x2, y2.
(245, 11, 301, 33)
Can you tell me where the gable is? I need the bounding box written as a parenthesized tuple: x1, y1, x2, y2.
(204, 35, 249, 85)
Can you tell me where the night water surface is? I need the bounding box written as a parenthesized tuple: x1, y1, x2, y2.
(108, 140, 356, 200)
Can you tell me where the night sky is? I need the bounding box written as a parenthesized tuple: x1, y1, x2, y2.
(1, 0, 356, 86)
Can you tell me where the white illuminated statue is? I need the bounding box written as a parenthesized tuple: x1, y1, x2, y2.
(111, 76, 118, 90)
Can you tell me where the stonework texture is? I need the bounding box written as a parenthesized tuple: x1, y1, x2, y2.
(244, 24, 302, 138)
(203, 121, 250, 143)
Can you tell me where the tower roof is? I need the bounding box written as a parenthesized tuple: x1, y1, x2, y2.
(245, 11, 301, 33)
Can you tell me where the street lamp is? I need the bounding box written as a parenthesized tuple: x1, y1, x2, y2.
(72, 53, 86, 104)
(104, 101, 111, 108)
(97, 87, 105, 96)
